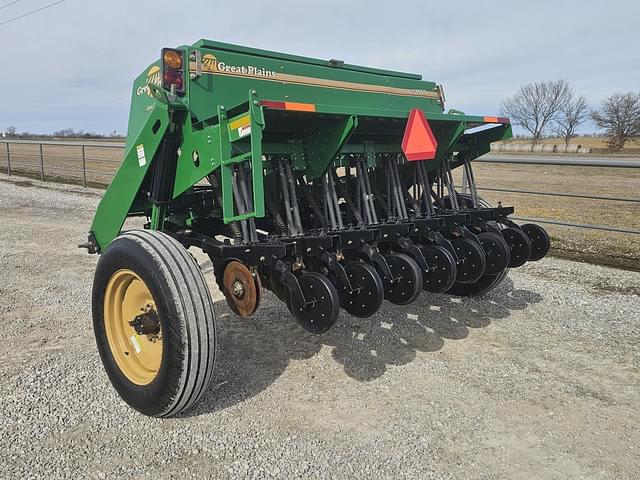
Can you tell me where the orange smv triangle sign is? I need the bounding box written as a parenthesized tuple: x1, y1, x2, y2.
(401, 108, 438, 161)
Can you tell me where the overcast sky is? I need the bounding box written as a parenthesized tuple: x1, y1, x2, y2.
(1, 0, 638, 135)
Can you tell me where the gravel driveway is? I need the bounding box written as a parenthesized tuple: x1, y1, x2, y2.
(1, 175, 638, 480)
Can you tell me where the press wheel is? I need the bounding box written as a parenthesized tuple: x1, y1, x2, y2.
(377, 253, 422, 305)
(338, 261, 384, 318)
(450, 237, 486, 284)
(418, 244, 457, 293)
(222, 261, 261, 318)
(289, 271, 340, 334)
(477, 231, 510, 275)
(448, 268, 510, 297)
(501, 227, 532, 268)
(521, 223, 550, 261)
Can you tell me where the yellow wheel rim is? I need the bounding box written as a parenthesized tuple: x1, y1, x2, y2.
(104, 269, 163, 385)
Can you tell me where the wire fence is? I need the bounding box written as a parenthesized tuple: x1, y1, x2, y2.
(1, 140, 639, 235)
(0, 140, 123, 187)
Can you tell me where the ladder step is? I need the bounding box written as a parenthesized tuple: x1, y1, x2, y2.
(222, 152, 253, 166)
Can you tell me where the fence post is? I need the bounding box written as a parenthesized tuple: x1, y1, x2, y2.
(39, 143, 45, 181)
(81, 145, 87, 187)
(6, 143, 10, 177)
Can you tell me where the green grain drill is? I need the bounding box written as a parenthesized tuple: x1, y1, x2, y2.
(84, 40, 550, 417)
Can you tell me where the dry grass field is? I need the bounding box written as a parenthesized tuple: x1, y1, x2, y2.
(1, 141, 639, 269)
(0, 142, 122, 186)
(454, 163, 640, 270)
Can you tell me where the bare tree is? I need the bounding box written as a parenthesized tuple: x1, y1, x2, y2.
(6, 126, 16, 137)
(552, 93, 590, 147)
(501, 80, 572, 144)
(592, 92, 640, 150)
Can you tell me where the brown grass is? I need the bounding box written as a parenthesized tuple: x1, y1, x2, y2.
(453, 163, 640, 269)
(1, 142, 639, 269)
(0, 142, 121, 186)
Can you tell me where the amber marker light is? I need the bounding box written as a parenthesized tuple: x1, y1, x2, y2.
(163, 49, 183, 70)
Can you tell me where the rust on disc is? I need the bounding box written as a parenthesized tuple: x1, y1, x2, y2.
(222, 261, 261, 317)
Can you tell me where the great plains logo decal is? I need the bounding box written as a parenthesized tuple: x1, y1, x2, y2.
(200, 53, 276, 79)
(136, 65, 161, 97)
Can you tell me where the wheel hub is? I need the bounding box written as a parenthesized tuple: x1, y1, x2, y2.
(521, 223, 550, 261)
(419, 244, 457, 293)
(288, 271, 340, 334)
(337, 261, 384, 318)
(103, 269, 163, 386)
(450, 237, 486, 284)
(477, 231, 510, 275)
(128, 307, 161, 336)
(501, 227, 532, 268)
(377, 253, 423, 305)
(222, 260, 261, 317)
(231, 280, 245, 298)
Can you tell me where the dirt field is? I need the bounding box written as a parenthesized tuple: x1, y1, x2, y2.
(1, 175, 639, 479)
(1, 142, 639, 269)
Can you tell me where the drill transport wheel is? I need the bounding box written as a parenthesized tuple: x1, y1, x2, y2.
(476, 231, 511, 275)
(289, 271, 340, 334)
(450, 237, 486, 284)
(418, 244, 457, 293)
(501, 227, 532, 268)
(378, 253, 423, 305)
(92, 230, 216, 418)
(338, 261, 384, 318)
(222, 260, 261, 318)
(520, 223, 550, 261)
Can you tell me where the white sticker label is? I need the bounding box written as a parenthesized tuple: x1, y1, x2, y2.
(136, 144, 146, 167)
(238, 125, 251, 138)
(130, 335, 141, 354)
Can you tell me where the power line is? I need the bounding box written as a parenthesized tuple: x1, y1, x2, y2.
(0, 1, 24, 11)
(0, 0, 64, 27)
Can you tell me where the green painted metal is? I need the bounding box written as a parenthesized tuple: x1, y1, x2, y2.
(89, 101, 170, 249)
(217, 93, 266, 223)
(88, 39, 511, 252)
(301, 115, 358, 177)
(193, 39, 423, 80)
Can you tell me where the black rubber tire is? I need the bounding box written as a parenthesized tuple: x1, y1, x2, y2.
(418, 244, 457, 293)
(450, 237, 486, 284)
(521, 223, 551, 261)
(477, 231, 511, 275)
(501, 227, 532, 268)
(447, 268, 510, 297)
(288, 271, 340, 334)
(377, 253, 423, 305)
(92, 230, 216, 417)
(338, 261, 384, 318)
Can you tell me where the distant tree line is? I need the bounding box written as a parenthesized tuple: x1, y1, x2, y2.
(2, 127, 123, 140)
(501, 80, 640, 150)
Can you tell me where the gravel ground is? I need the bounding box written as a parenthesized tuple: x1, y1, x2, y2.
(0, 174, 639, 480)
